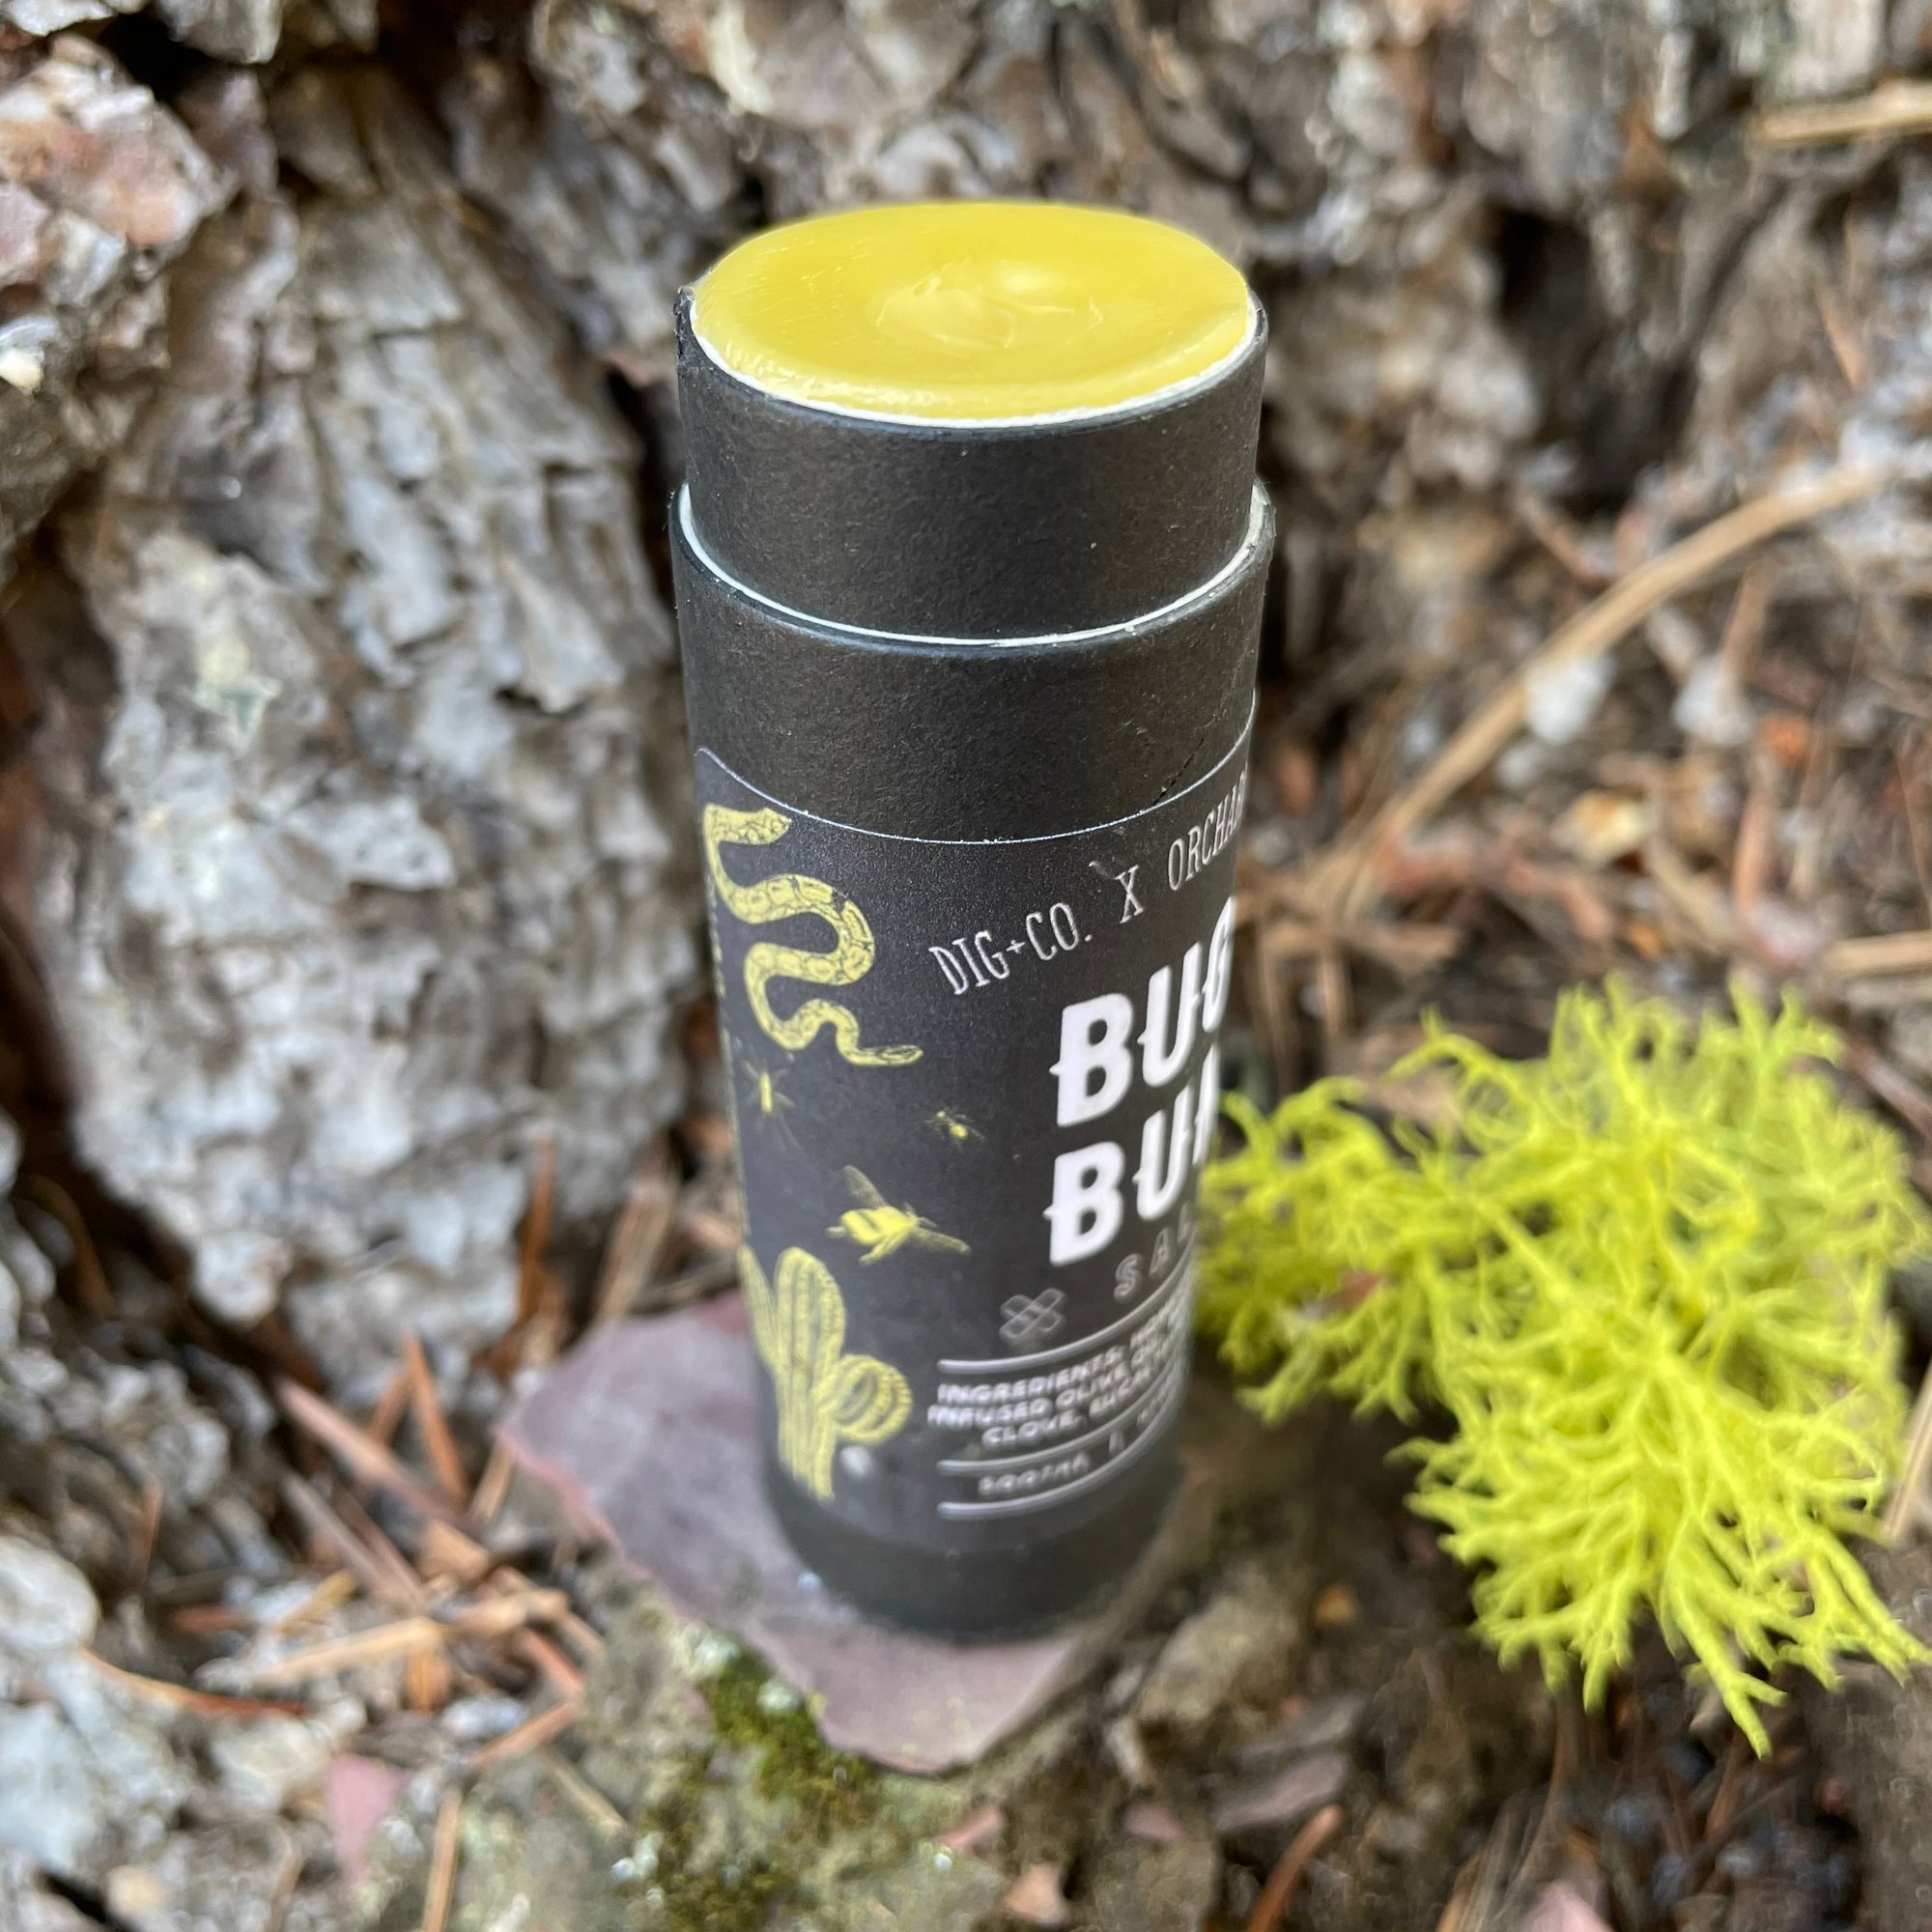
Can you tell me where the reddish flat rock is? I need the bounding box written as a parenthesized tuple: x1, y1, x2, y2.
(326, 1755, 409, 1888)
(498, 1295, 1299, 1774)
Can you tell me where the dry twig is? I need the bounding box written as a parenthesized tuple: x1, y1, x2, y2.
(240, 1615, 447, 1688)
(1316, 470, 1885, 921)
(420, 1519, 495, 1585)
(1822, 930, 1932, 981)
(540, 1750, 629, 1837)
(1754, 79, 1932, 148)
(132, 1479, 165, 1593)
(470, 1439, 518, 1527)
(365, 1363, 412, 1450)
(513, 1628, 584, 1697)
(236, 1589, 567, 1689)
(264, 1568, 359, 1635)
(405, 1643, 455, 1715)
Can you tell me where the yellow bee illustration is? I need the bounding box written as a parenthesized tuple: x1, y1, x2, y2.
(926, 1109, 982, 1148)
(829, 1167, 970, 1264)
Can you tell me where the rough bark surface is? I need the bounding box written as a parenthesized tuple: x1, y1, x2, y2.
(0, 36, 230, 572)
(15, 67, 695, 1388)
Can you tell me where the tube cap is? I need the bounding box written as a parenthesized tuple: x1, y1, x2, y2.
(676, 282, 1265, 639)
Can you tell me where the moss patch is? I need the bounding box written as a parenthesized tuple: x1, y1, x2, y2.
(701, 1654, 880, 1836)
(617, 1647, 890, 1931)
(632, 1783, 797, 1932)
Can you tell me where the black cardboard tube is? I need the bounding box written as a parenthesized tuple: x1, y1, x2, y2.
(674, 287, 1270, 1635)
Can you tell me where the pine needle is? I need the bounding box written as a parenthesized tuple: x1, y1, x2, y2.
(278, 1475, 425, 1609)
(467, 1696, 582, 1770)
(421, 1789, 462, 1932)
(1246, 1804, 1343, 1932)
(237, 1590, 566, 1689)
(19, 1176, 114, 1319)
(402, 1333, 470, 1509)
(79, 1649, 307, 1719)
(242, 1616, 446, 1689)
(470, 1439, 517, 1527)
(592, 1149, 678, 1327)
(278, 1380, 460, 1524)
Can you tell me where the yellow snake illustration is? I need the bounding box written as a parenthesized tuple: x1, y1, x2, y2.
(702, 803, 920, 1067)
(742, 1244, 911, 1499)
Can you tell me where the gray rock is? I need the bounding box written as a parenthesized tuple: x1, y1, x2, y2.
(1233, 1692, 1370, 1776)
(210, 1716, 332, 1815)
(0, 1536, 97, 1667)
(1768, 0, 1884, 101)
(863, 1851, 1011, 1932)
(0, 1120, 46, 1355)
(1266, 199, 1540, 513)
(1211, 1747, 1350, 1841)
(106, 1820, 313, 1932)
(1520, 1880, 1613, 1932)
(0, 1704, 113, 1879)
(0, 2, 141, 39)
(42, 1655, 191, 1846)
(4, 0, 284, 59)
(1080, 1835, 1221, 1932)
(21, 69, 696, 1385)
(1136, 1553, 1307, 1742)
(0, 1850, 97, 1932)
(1467, 0, 1633, 213)
(155, 0, 282, 64)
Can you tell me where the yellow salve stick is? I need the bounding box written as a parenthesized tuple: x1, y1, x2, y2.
(692, 200, 1252, 422)
(673, 196, 1269, 1634)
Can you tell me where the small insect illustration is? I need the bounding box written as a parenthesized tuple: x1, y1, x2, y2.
(737, 1051, 796, 1140)
(829, 1167, 970, 1264)
(926, 1108, 983, 1148)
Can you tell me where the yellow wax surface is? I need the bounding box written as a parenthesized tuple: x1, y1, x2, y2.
(691, 201, 1251, 422)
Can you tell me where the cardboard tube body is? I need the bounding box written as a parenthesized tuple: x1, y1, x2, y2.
(673, 228, 1269, 1635)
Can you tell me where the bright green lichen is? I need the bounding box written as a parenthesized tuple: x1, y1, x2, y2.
(1199, 980, 1931, 1751)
